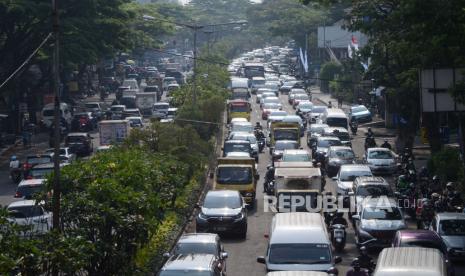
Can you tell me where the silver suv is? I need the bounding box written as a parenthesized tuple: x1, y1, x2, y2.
(159, 254, 224, 276)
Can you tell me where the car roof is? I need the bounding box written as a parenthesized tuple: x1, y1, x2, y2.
(375, 247, 445, 276)
(436, 212, 465, 220)
(67, 132, 88, 136)
(355, 176, 388, 185)
(318, 136, 340, 141)
(162, 254, 216, 271)
(230, 132, 254, 137)
(125, 108, 140, 112)
(367, 147, 392, 152)
(283, 149, 309, 155)
(225, 139, 250, 144)
(271, 213, 329, 244)
(310, 124, 329, 129)
(206, 190, 240, 198)
(125, 116, 142, 120)
(275, 140, 298, 144)
(340, 164, 371, 171)
(18, 179, 45, 186)
(328, 146, 352, 151)
(267, 272, 329, 276)
(325, 127, 349, 133)
(397, 230, 442, 241)
(111, 105, 125, 108)
(178, 233, 218, 244)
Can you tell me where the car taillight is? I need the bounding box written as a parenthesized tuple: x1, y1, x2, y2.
(23, 163, 31, 170)
(14, 192, 21, 198)
(26, 176, 33, 180)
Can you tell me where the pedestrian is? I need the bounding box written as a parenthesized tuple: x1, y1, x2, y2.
(337, 95, 343, 108)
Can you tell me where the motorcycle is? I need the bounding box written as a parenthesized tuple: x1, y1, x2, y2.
(330, 224, 347, 252)
(364, 136, 376, 151)
(10, 169, 22, 184)
(264, 180, 275, 196)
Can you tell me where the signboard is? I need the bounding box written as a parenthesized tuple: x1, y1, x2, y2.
(420, 68, 465, 112)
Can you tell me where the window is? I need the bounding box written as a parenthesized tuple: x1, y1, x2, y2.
(274, 141, 298, 151)
(8, 205, 44, 218)
(317, 139, 342, 148)
(329, 149, 354, 159)
(216, 167, 252, 185)
(368, 150, 393, 159)
(356, 185, 393, 197)
(274, 130, 299, 141)
(439, 219, 465, 236)
(362, 207, 402, 220)
(230, 105, 249, 112)
(204, 194, 242, 208)
(339, 170, 372, 182)
(174, 243, 218, 256)
(269, 243, 331, 265)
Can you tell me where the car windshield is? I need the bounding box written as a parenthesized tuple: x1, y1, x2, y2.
(339, 170, 372, 181)
(326, 117, 348, 128)
(274, 130, 299, 141)
(17, 185, 44, 199)
(295, 95, 309, 100)
(159, 271, 211, 276)
(439, 220, 465, 236)
(67, 136, 85, 143)
(231, 124, 253, 133)
(362, 207, 402, 220)
(275, 142, 298, 150)
(310, 126, 326, 134)
(264, 98, 279, 104)
(30, 168, 53, 178)
(329, 149, 355, 159)
(352, 106, 368, 113)
(204, 193, 242, 208)
(269, 111, 287, 116)
(312, 107, 327, 114)
(174, 243, 217, 256)
(8, 205, 44, 218)
(253, 79, 266, 85)
(27, 157, 52, 164)
(154, 104, 169, 111)
(401, 240, 443, 252)
(233, 135, 256, 144)
(299, 103, 313, 109)
(356, 185, 393, 197)
(264, 103, 280, 110)
(224, 143, 250, 154)
(282, 153, 310, 162)
(217, 167, 252, 185)
(269, 243, 331, 265)
(230, 105, 249, 112)
(369, 150, 393, 159)
(111, 106, 125, 112)
(85, 103, 99, 109)
(317, 139, 341, 148)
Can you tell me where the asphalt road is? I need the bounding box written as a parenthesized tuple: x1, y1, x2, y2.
(188, 89, 465, 276)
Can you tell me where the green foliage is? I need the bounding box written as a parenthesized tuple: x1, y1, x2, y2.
(319, 61, 342, 93)
(428, 148, 465, 187)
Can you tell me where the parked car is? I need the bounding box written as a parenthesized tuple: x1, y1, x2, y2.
(325, 146, 356, 177)
(349, 105, 372, 123)
(7, 200, 52, 234)
(364, 147, 397, 175)
(65, 132, 93, 156)
(165, 233, 228, 271)
(353, 198, 407, 248)
(159, 254, 225, 276)
(431, 212, 465, 261)
(196, 190, 248, 238)
(14, 179, 45, 199)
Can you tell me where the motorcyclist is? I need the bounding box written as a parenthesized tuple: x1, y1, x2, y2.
(357, 247, 374, 273)
(401, 147, 413, 164)
(444, 182, 455, 198)
(264, 166, 275, 193)
(9, 155, 20, 172)
(431, 193, 443, 212)
(254, 122, 263, 131)
(366, 128, 374, 138)
(417, 198, 435, 229)
(449, 191, 464, 212)
(430, 175, 442, 194)
(328, 101, 332, 108)
(331, 212, 348, 227)
(397, 175, 409, 192)
(349, 118, 358, 134)
(346, 258, 370, 276)
(381, 139, 392, 150)
(418, 166, 429, 179)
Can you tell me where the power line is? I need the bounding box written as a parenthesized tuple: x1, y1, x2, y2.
(0, 33, 53, 90)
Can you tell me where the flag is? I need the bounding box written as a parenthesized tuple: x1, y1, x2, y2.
(361, 62, 368, 71)
(351, 35, 359, 51)
(299, 47, 309, 73)
(348, 44, 353, 58)
(348, 35, 359, 59)
(304, 51, 309, 73)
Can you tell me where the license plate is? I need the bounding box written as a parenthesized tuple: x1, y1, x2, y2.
(214, 227, 227, 231)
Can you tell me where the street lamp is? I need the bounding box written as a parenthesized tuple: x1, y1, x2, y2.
(143, 15, 247, 104)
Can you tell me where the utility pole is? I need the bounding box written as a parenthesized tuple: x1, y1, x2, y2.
(192, 26, 198, 105)
(52, 0, 61, 232)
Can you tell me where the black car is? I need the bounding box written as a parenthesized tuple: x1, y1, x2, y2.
(196, 190, 247, 238)
(71, 112, 97, 132)
(65, 132, 93, 156)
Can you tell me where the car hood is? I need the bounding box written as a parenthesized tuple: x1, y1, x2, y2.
(442, 235, 465, 250)
(337, 181, 353, 190)
(329, 158, 354, 165)
(361, 219, 406, 231)
(201, 207, 241, 216)
(316, 147, 329, 154)
(367, 158, 395, 166)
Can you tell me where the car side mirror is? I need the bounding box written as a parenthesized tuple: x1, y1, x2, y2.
(334, 256, 342, 264)
(221, 252, 228, 259)
(352, 215, 360, 220)
(163, 252, 170, 258)
(327, 266, 339, 275)
(256, 256, 266, 264)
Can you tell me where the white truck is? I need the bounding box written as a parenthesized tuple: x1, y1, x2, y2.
(99, 120, 130, 146)
(136, 92, 157, 116)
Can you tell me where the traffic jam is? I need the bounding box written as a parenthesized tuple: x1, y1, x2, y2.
(158, 46, 465, 276)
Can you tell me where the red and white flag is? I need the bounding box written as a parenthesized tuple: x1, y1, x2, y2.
(348, 35, 359, 58)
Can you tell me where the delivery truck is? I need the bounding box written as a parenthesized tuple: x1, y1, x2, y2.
(99, 120, 131, 146)
(136, 92, 157, 116)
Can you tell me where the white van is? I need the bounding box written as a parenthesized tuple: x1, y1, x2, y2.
(122, 78, 139, 91)
(230, 77, 249, 90)
(41, 102, 72, 128)
(321, 108, 348, 129)
(257, 213, 341, 272)
(373, 247, 447, 276)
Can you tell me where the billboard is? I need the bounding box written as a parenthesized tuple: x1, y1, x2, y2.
(420, 68, 465, 112)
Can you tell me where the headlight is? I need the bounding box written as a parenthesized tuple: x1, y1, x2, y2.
(244, 192, 254, 197)
(198, 212, 208, 220)
(358, 227, 374, 238)
(233, 212, 244, 220)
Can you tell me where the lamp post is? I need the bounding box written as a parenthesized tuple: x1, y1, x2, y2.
(143, 15, 247, 104)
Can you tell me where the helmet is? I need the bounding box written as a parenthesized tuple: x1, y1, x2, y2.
(409, 182, 415, 188)
(360, 246, 367, 254)
(453, 191, 461, 199)
(256, 122, 261, 126)
(431, 193, 440, 200)
(368, 127, 372, 132)
(398, 175, 406, 180)
(10, 155, 17, 161)
(446, 182, 454, 190)
(432, 175, 439, 181)
(422, 198, 430, 207)
(351, 258, 361, 269)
